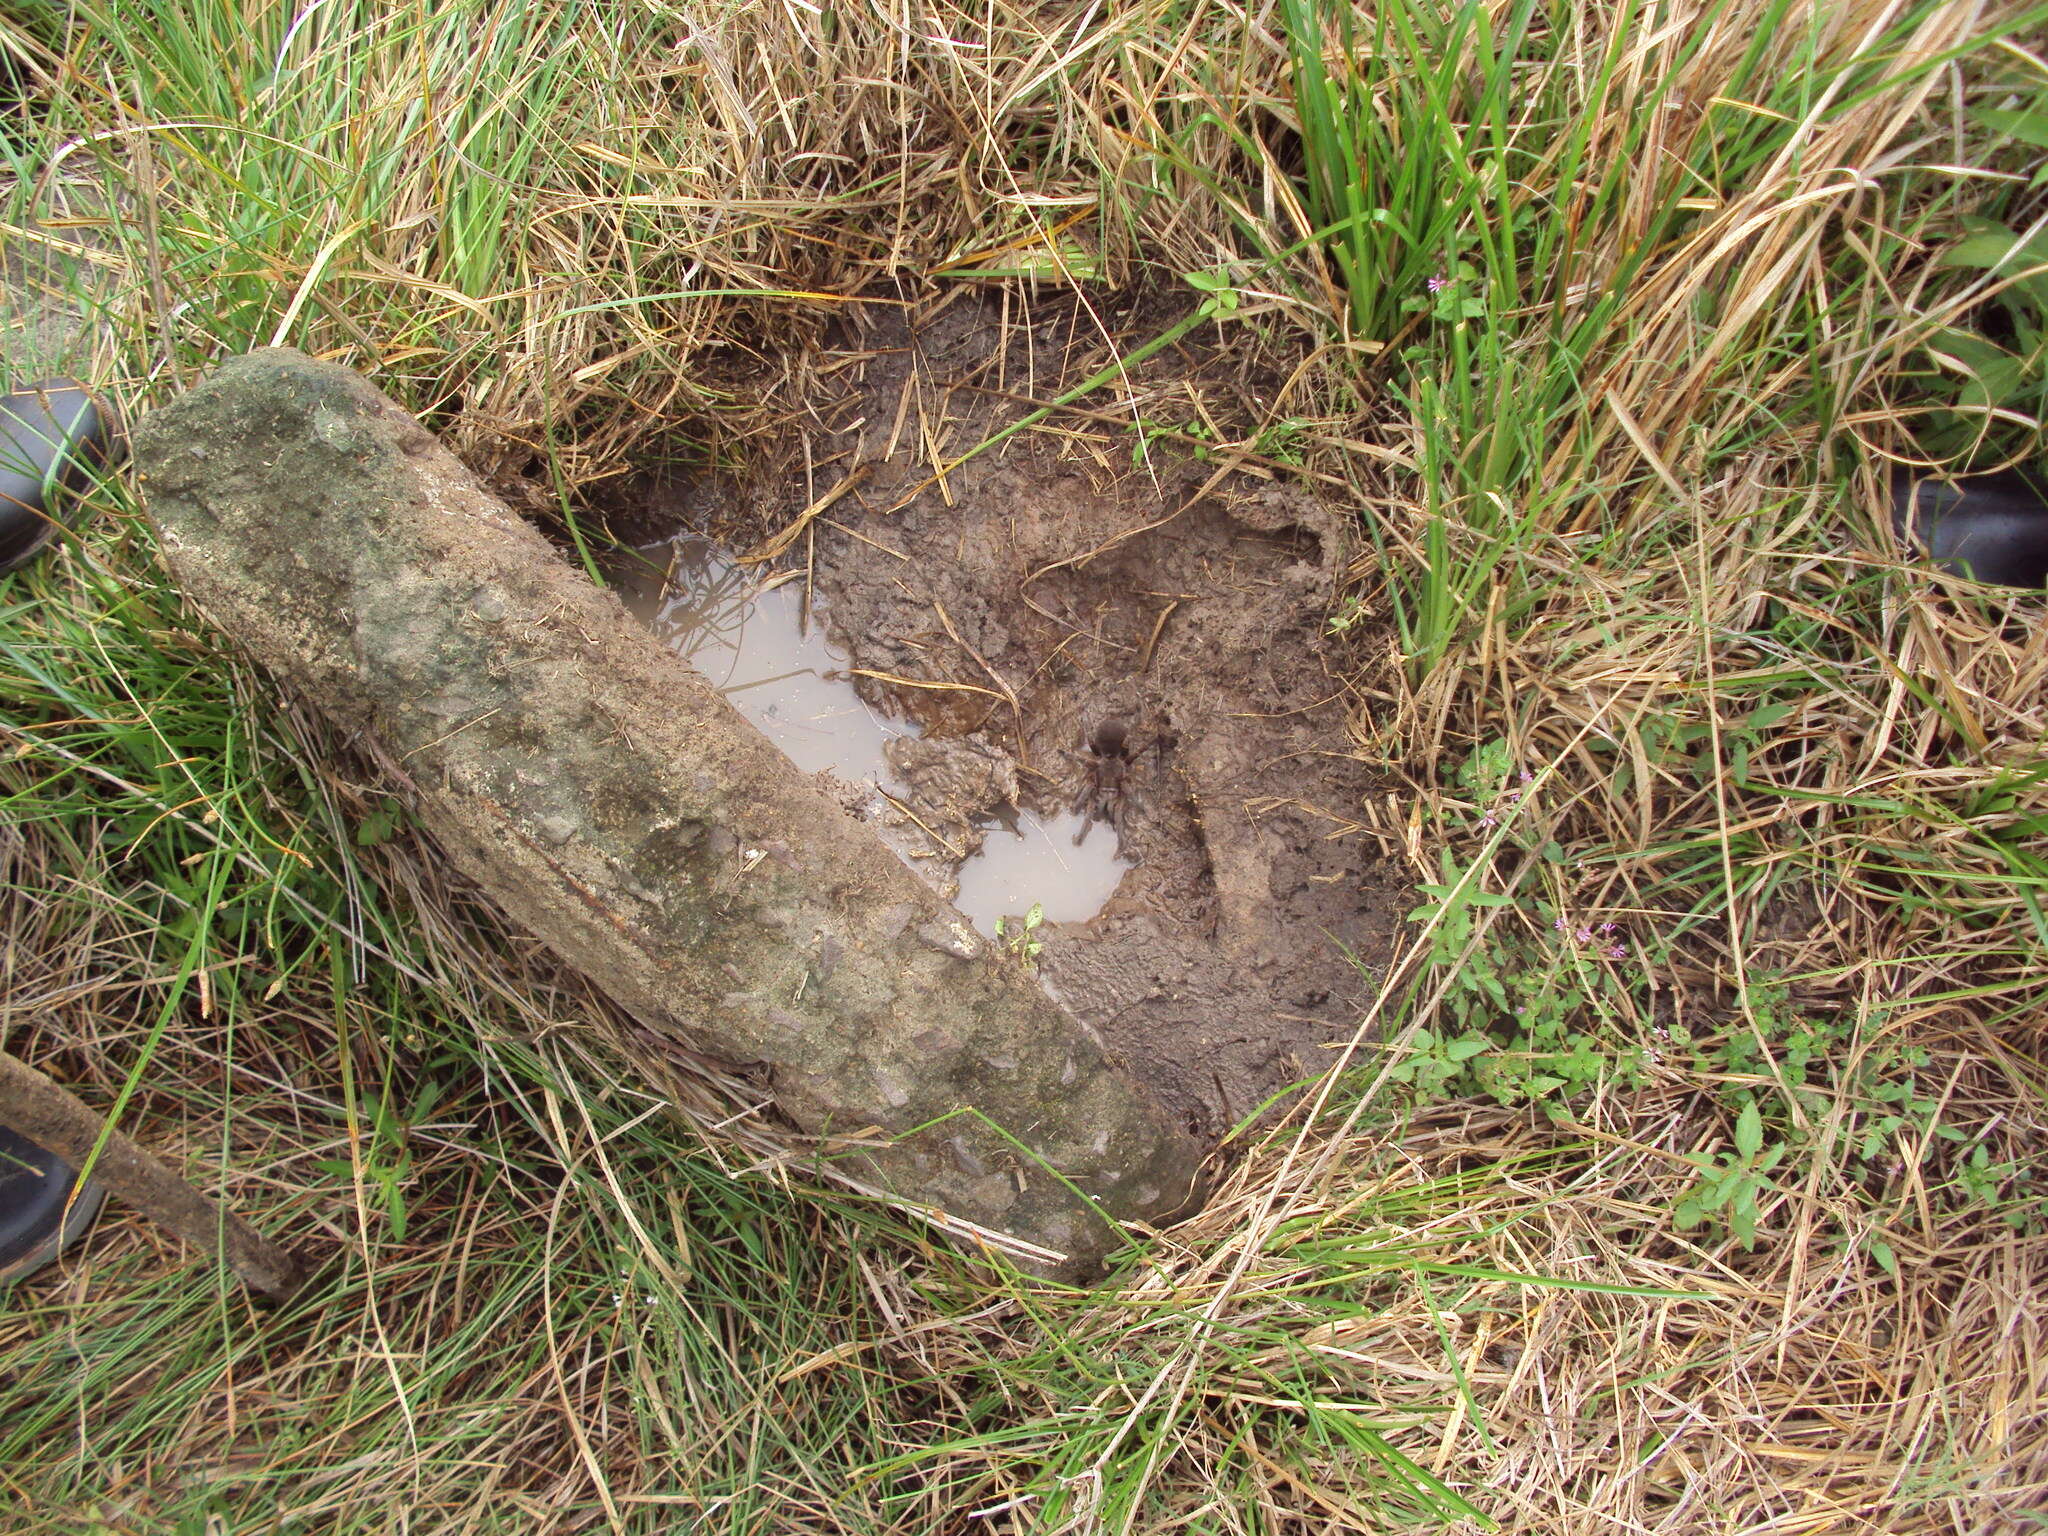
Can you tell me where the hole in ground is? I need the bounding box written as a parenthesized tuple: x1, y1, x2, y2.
(595, 291, 1412, 1136)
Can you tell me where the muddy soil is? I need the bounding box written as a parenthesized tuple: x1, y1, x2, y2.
(611, 293, 1410, 1136)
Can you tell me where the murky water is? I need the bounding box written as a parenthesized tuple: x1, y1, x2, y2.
(952, 807, 1123, 928)
(614, 538, 910, 783)
(613, 536, 1128, 936)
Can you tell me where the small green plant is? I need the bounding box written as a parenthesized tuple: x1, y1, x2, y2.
(995, 903, 1046, 967)
(1184, 264, 1245, 322)
(1382, 1025, 1492, 1098)
(1379, 742, 1654, 1116)
(1401, 257, 1488, 331)
(1673, 1097, 1786, 1250)
(1393, 870, 1650, 1115)
(355, 797, 408, 847)
(316, 1073, 447, 1244)
(1127, 414, 1217, 465)
(1250, 415, 1313, 464)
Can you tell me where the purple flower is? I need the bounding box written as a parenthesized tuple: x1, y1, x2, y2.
(1605, 943, 1627, 960)
(1553, 917, 1569, 934)
(1519, 771, 1533, 784)
(1599, 922, 1616, 934)
(1426, 274, 1449, 293)
(1575, 927, 1593, 944)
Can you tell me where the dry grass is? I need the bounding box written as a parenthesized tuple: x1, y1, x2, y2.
(1055, 1090, 2048, 1532)
(1, 0, 2045, 1530)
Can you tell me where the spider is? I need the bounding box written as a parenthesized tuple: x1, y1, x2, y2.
(1068, 718, 1170, 847)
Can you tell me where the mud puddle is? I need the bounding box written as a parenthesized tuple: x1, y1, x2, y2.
(601, 293, 1410, 1136)
(613, 535, 1130, 938)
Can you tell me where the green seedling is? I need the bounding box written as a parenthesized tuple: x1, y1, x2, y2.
(995, 902, 1046, 967)
(1674, 1098, 1785, 1250)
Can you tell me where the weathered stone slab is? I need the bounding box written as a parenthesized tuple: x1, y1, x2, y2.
(132, 350, 1204, 1274)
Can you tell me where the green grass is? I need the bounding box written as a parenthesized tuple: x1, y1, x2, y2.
(1277, 0, 2048, 675)
(2, 0, 2046, 1529)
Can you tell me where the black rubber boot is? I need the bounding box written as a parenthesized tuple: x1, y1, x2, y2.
(0, 380, 116, 575)
(1890, 467, 2048, 588)
(0, 1123, 105, 1284)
